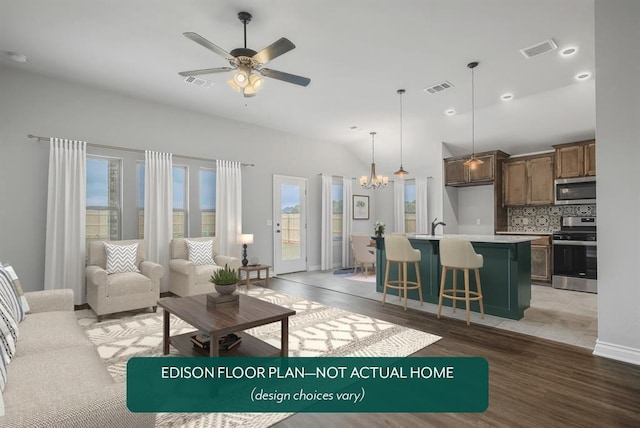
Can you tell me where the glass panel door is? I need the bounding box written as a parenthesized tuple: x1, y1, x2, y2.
(273, 175, 307, 274)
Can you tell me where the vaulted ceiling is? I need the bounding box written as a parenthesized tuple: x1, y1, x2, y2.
(0, 0, 595, 171)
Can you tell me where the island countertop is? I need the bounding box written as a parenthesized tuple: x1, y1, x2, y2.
(409, 233, 541, 243)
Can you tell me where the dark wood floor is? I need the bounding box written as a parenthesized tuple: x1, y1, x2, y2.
(262, 275, 640, 428)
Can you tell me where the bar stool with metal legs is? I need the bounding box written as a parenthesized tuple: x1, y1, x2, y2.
(437, 238, 484, 325)
(382, 234, 423, 311)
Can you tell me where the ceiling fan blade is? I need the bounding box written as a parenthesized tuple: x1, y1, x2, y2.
(183, 32, 234, 61)
(253, 37, 296, 64)
(260, 68, 311, 87)
(179, 67, 235, 77)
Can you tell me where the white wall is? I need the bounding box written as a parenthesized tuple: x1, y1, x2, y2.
(0, 66, 371, 291)
(593, 0, 640, 365)
(457, 185, 495, 235)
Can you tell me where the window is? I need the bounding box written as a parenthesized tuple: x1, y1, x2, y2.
(137, 163, 189, 238)
(332, 181, 343, 241)
(200, 168, 216, 237)
(404, 180, 416, 233)
(86, 156, 121, 249)
(172, 166, 188, 238)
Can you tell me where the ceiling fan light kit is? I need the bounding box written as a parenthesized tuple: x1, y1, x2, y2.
(463, 61, 484, 170)
(180, 11, 310, 98)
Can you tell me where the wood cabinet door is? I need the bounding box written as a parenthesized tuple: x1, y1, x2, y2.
(503, 160, 527, 206)
(527, 155, 554, 205)
(469, 154, 495, 182)
(584, 142, 596, 176)
(531, 245, 551, 282)
(556, 145, 584, 178)
(444, 159, 468, 185)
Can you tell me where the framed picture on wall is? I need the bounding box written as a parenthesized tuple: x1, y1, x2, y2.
(352, 195, 370, 220)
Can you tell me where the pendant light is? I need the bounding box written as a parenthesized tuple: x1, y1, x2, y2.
(360, 132, 389, 189)
(394, 89, 409, 177)
(463, 61, 484, 169)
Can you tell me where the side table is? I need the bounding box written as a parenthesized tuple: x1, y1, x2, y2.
(238, 264, 270, 287)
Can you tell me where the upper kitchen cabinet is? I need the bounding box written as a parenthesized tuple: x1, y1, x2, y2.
(444, 150, 509, 187)
(553, 140, 596, 179)
(503, 153, 555, 206)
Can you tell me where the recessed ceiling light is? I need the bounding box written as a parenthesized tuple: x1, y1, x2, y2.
(7, 51, 27, 63)
(501, 93, 514, 101)
(445, 109, 456, 116)
(575, 72, 592, 81)
(561, 47, 578, 56)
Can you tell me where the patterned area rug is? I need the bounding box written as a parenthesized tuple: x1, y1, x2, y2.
(77, 287, 441, 427)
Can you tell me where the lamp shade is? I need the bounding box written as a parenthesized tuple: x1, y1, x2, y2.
(239, 234, 254, 244)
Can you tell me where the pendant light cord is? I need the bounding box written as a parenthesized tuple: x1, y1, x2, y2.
(471, 65, 475, 156)
(399, 91, 403, 164)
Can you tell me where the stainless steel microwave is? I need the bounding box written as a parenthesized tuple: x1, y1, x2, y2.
(554, 176, 596, 205)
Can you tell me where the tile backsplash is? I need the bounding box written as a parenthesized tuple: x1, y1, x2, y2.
(507, 205, 596, 233)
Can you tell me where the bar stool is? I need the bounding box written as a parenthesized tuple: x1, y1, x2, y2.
(437, 238, 484, 326)
(383, 234, 423, 311)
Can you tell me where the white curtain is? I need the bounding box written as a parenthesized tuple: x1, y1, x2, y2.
(342, 177, 353, 268)
(144, 151, 173, 292)
(320, 174, 333, 270)
(44, 138, 86, 304)
(394, 179, 405, 233)
(416, 177, 429, 234)
(215, 160, 242, 260)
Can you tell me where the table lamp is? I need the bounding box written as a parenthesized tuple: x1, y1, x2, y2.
(239, 234, 254, 267)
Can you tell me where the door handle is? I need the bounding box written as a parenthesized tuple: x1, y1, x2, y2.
(276, 230, 281, 233)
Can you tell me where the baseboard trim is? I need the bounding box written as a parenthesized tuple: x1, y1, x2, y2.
(593, 339, 640, 366)
(309, 265, 321, 271)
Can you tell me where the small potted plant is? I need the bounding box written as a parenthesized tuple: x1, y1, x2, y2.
(209, 264, 239, 295)
(374, 221, 385, 238)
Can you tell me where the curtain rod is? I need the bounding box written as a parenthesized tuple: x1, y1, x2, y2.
(27, 134, 255, 167)
(318, 173, 433, 180)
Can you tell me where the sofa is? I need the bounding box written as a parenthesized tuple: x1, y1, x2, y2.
(2, 289, 155, 427)
(86, 239, 163, 321)
(169, 237, 242, 296)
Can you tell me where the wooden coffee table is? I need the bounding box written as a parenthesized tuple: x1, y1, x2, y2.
(158, 293, 295, 357)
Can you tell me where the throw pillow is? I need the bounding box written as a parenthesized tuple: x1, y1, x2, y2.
(1, 264, 30, 314)
(0, 295, 19, 385)
(0, 349, 7, 395)
(105, 242, 139, 274)
(186, 239, 215, 266)
(0, 265, 25, 323)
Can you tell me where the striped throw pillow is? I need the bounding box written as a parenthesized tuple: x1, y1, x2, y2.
(105, 243, 139, 274)
(186, 240, 215, 266)
(1, 264, 30, 314)
(0, 265, 24, 323)
(0, 295, 19, 391)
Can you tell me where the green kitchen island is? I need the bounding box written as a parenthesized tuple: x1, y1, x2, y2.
(375, 234, 538, 320)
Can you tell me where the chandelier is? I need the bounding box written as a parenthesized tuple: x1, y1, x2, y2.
(360, 132, 389, 189)
(463, 61, 484, 169)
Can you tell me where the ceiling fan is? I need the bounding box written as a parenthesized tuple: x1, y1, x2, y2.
(179, 11, 311, 97)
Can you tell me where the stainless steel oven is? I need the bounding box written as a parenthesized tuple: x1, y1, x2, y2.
(554, 176, 596, 205)
(552, 216, 597, 293)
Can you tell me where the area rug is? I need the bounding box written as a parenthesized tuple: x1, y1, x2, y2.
(77, 287, 441, 428)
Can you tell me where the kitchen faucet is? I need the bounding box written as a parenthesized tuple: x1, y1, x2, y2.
(431, 218, 446, 236)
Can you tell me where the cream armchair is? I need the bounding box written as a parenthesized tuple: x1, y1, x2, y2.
(351, 233, 376, 277)
(86, 239, 163, 321)
(169, 237, 242, 296)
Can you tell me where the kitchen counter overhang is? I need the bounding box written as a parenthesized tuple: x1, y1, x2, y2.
(375, 234, 537, 320)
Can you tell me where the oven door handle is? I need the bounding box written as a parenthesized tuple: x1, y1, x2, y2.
(552, 240, 597, 247)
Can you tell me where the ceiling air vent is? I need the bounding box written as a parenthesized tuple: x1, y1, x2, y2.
(424, 80, 454, 95)
(184, 76, 214, 88)
(520, 39, 557, 58)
